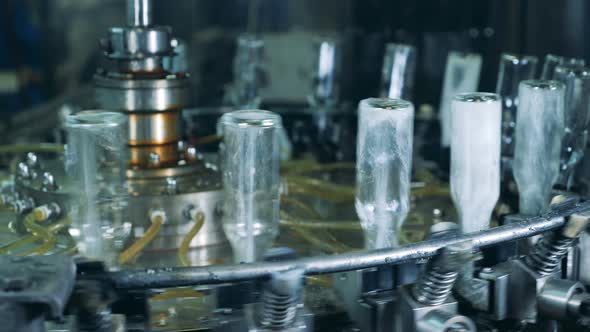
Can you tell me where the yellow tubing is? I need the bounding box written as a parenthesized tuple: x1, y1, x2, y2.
(118, 217, 163, 265)
(282, 161, 355, 175)
(0, 143, 64, 154)
(280, 211, 351, 254)
(280, 218, 361, 231)
(306, 275, 333, 288)
(13, 211, 70, 256)
(283, 177, 354, 203)
(280, 196, 323, 219)
(178, 212, 205, 267)
(195, 134, 221, 145)
(151, 288, 205, 301)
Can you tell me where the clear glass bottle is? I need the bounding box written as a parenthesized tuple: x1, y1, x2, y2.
(451, 93, 501, 234)
(379, 43, 416, 101)
(513, 80, 565, 215)
(220, 110, 282, 262)
(540, 54, 585, 80)
(496, 53, 538, 169)
(553, 65, 590, 189)
(64, 111, 130, 266)
(355, 98, 414, 249)
(439, 51, 482, 147)
(229, 35, 265, 109)
(309, 37, 340, 109)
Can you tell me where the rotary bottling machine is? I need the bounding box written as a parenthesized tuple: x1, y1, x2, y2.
(2, 1, 590, 331)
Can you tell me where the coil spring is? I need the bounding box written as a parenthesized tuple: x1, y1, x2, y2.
(525, 234, 574, 275)
(259, 288, 300, 330)
(412, 267, 459, 306)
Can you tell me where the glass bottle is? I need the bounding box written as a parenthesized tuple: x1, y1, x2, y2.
(495, 53, 538, 173)
(356, 98, 414, 248)
(553, 65, 590, 189)
(220, 110, 282, 262)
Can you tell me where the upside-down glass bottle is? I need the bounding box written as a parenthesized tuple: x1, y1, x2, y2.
(356, 98, 414, 249)
(495, 53, 538, 171)
(229, 35, 265, 109)
(450, 93, 502, 234)
(309, 38, 340, 109)
(513, 80, 565, 215)
(553, 65, 590, 189)
(220, 110, 282, 262)
(379, 43, 416, 101)
(65, 111, 130, 266)
(540, 54, 585, 80)
(439, 52, 482, 147)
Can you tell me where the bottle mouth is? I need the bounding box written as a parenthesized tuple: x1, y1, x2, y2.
(454, 92, 500, 103)
(220, 110, 282, 128)
(363, 97, 412, 111)
(521, 80, 565, 91)
(65, 110, 127, 129)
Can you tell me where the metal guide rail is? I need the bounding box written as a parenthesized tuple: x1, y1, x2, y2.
(105, 198, 589, 290)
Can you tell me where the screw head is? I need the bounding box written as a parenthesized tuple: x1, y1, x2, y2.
(17, 162, 30, 179)
(165, 177, 178, 195)
(26, 152, 38, 168)
(148, 152, 161, 167)
(41, 172, 57, 192)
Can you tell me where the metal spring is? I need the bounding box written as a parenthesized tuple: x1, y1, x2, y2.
(525, 234, 574, 276)
(412, 267, 459, 306)
(259, 288, 300, 330)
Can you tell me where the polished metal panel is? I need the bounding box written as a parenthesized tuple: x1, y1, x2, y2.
(95, 75, 189, 112)
(127, 0, 153, 27)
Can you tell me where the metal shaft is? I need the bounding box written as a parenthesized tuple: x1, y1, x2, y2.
(127, 0, 152, 27)
(107, 201, 590, 289)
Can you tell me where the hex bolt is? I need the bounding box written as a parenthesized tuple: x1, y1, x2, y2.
(165, 177, 178, 195)
(17, 162, 30, 179)
(26, 152, 38, 168)
(148, 152, 161, 167)
(33, 203, 62, 222)
(41, 172, 58, 192)
(412, 241, 475, 306)
(11, 198, 35, 214)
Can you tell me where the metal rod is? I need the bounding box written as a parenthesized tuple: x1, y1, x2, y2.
(108, 201, 589, 290)
(127, 0, 152, 27)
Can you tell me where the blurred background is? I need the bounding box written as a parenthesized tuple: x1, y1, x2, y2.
(1, 0, 588, 117)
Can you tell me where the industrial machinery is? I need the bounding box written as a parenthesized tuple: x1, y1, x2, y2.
(2, 1, 590, 331)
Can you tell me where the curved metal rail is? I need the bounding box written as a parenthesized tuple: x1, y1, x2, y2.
(108, 200, 589, 290)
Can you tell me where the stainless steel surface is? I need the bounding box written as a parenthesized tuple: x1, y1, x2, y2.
(416, 310, 475, 332)
(128, 0, 153, 27)
(127, 189, 225, 251)
(108, 203, 588, 289)
(538, 278, 586, 320)
(506, 259, 553, 322)
(476, 264, 511, 320)
(95, 75, 189, 112)
(396, 286, 467, 332)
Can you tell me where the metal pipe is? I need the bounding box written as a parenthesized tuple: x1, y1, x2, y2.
(127, 0, 152, 27)
(108, 201, 590, 289)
